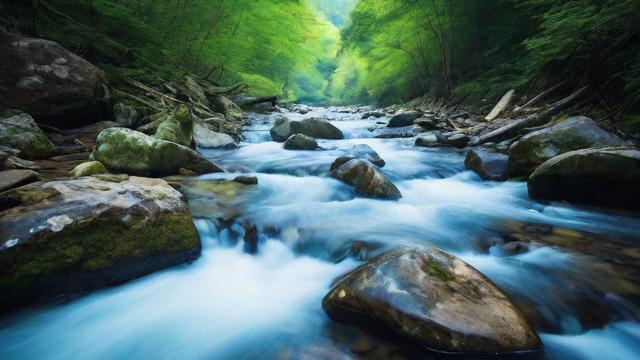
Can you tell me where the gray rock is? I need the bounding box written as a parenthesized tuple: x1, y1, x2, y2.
(437, 133, 470, 148)
(0, 176, 201, 312)
(270, 117, 344, 142)
(387, 111, 422, 128)
(0, 169, 40, 192)
(193, 123, 237, 149)
(0, 32, 106, 123)
(415, 134, 442, 148)
(330, 158, 401, 200)
(508, 116, 627, 177)
(113, 102, 138, 127)
(284, 134, 319, 150)
(348, 144, 385, 167)
(528, 147, 640, 210)
(465, 149, 509, 181)
(322, 246, 542, 354)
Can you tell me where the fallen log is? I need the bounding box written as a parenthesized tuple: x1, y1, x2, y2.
(233, 95, 277, 107)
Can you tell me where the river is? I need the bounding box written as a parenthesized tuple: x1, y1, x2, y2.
(1, 107, 639, 359)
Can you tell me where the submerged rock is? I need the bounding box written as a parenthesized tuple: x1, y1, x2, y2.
(464, 149, 509, 181)
(528, 147, 640, 209)
(0, 176, 201, 312)
(270, 117, 344, 142)
(387, 112, 422, 128)
(347, 144, 385, 167)
(284, 134, 319, 150)
(0, 32, 106, 124)
(69, 161, 108, 177)
(0, 113, 54, 159)
(92, 128, 222, 176)
(508, 116, 627, 177)
(0, 169, 40, 192)
(322, 246, 542, 354)
(330, 158, 401, 200)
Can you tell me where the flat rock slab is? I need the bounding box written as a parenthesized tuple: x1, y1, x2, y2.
(323, 246, 542, 354)
(0, 176, 201, 312)
(0, 169, 41, 192)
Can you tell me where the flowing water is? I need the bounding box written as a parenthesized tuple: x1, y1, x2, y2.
(1, 107, 640, 359)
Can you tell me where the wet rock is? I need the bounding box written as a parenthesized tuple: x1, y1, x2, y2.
(270, 117, 344, 142)
(437, 133, 470, 148)
(528, 147, 640, 209)
(387, 112, 422, 128)
(415, 134, 442, 148)
(0, 176, 201, 312)
(154, 105, 193, 147)
(415, 134, 443, 148)
(0, 32, 106, 124)
(284, 134, 319, 150)
(322, 246, 542, 354)
(414, 117, 438, 131)
(502, 241, 530, 256)
(508, 116, 627, 177)
(0, 169, 41, 192)
(243, 223, 259, 254)
(69, 161, 108, 177)
(330, 158, 402, 200)
(113, 102, 138, 127)
(0, 113, 54, 159)
(233, 176, 258, 185)
(193, 122, 237, 149)
(348, 144, 385, 167)
(92, 128, 222, 177)
(464, 149, 509, 181)
(361, 111, 385, 119)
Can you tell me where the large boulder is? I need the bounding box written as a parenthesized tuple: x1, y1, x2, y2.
(284, 134, 319, 150)
(211, 95, 244, 122)
(0, 113, 54, 159)
(387, 111, 422, 128)
(322, 246, 542, 354)
(0, 176, 201, 312)
(348, 144, 385, 167)
(465, 149, 509, 181)
(0, 169, 40, 192)
(330, 158, 401, 200)
(270, 117, 344, 142)
(154, 105, 193, 147)
(508, 116, 627, 177)
(528, 147, 640, 209)
(92, 128, 222, 176)
(0, 32, 105, 124)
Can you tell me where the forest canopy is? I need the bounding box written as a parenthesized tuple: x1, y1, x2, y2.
(1, 0, 638, 128)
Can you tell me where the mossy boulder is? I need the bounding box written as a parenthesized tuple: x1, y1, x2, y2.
(270, 117, 344, 142)
(284, 134, 319, 150)
(528, 147, 640, 209)
(154, 105, 193, 147)
(508, 116, 627, 177)
(322, 246, 542, 354)
(69, 161, 108, 177)
(0, 113, 54, 159)
(0, 176, 201, 313)
(92, 128, 222, 176)
(0, 32, 106, 124)
(330, 158, 401, 200)
(465, 149, 509, 181)
(211, 95, 244, 122)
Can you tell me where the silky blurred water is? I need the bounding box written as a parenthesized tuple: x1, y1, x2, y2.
(1, 107, 639, 359)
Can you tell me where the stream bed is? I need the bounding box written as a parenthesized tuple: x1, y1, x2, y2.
(1, 107, 639, 359)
